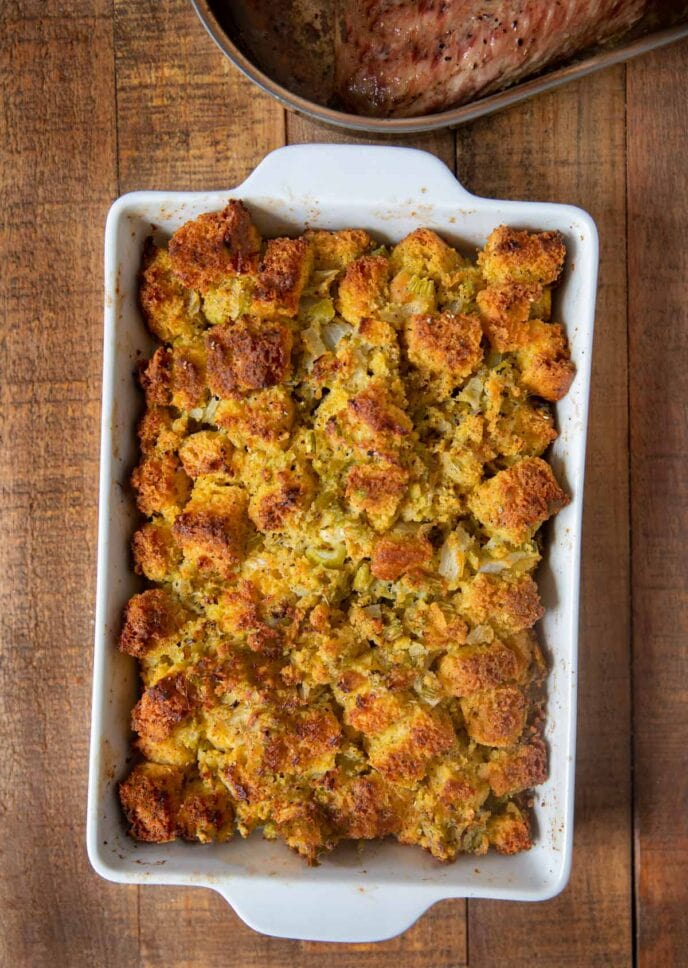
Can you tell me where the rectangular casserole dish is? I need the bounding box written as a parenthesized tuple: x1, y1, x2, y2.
(87, 144, 598, 943)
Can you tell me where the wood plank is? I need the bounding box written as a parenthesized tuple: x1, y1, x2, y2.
(626, 39, 688, 968)
(114, 0, 285, 192)
(140, 891, 465, 967)
(0, 5, 137, 968)
(286, 113, 457, 173)
(457, 69, 634, 967)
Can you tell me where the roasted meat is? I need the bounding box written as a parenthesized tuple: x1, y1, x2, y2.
(335, 0, 646, 117)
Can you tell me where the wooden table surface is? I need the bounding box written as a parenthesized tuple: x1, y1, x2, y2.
(1, 3, 687, 966)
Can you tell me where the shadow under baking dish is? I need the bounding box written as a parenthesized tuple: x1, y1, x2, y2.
(87, 144, 598, 943)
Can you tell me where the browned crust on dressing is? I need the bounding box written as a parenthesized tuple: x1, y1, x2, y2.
(371, 531, 433, 581)
(119, 763, 185, 842)
(120, 589, 187, 658)
(469, 457, 570, 544)
(120, 210, 575, 861)
(205, 318, 293, 395)
(405, 311, 483, 388)
(168, 200, 261, 291)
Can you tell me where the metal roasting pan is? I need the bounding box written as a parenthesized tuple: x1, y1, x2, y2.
(191, 1, 688, 134)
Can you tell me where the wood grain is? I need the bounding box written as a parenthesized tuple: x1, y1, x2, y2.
(1, 0, 687, 962)
(114, 0, 285, 192)
(627, 39, 688, 968)
(457, 69, 634, 966)
(0, 4, 136, 968)
(138, 891, 465, 968)
(286, 113, 457, 173)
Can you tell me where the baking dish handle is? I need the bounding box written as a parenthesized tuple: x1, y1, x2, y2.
(213, 881, 439, 943)
(236, 143, 477, 209)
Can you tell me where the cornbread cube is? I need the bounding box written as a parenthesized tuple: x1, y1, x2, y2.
(270, 798, 334, 864)
(119, 762, 185, 842)
(119, 588, 189, 658)
(173, 480, 248, 575)
(343, 689, 407, 736)
(408, 601, 469, 649)
(477, 281, 541, 351)
(336, 255, 389, 324)
(264, 706, 342, 776)
(357, 316, 398, 349)
(251, 237, 313, 317)
(138, 343, 209, 412)
(516, 319, 576, 401)
(531, 287, 552, 321)
(317, 773, 408, 840)
(460, 573, 544, 635)
(132, 672, 196, 744)
(390, 228, 462, 281)
(479, 226, 565, 287)
(132, 519, 181, 582)
(487, 742, 548, 796)
(428, 761, 490, 811)
(139, 240, 202, 343)
(178, 430, 234, 479)
(405, 311, 483, 394)
(345, 460, 409, 531)
(177, 778, 235, 843)
(370, 530, 433, 581)
(504, 629, 543, 682)
(168, 200, 261, 292)
(304, 228, 374, 271)
(487, 803, 532, 855)
(468, 457, 569, 544)
(138, 347, 173, 407)
(136, 406, 180, 456)
(437, 641, 521, 697)
(202, 276, 254, 325)
(460, 685, 527, 747)
(488, 401, 558, 459)
(205, 318, 293, 396)
(367, 704, 456, 785)
(131, 452, 191, 520)
(215, 386, 294, 449)
(248, 465, 315, 533)
(212, 580, 282, 655)
(346, 382, 412, 447)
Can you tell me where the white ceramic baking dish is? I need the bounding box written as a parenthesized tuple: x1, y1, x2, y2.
(87, 144, 598, 943)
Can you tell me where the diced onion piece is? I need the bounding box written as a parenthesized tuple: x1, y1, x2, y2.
(301, 324, 327, 358)
(478, 560, 510, 574)
(361, 604, 382, 619)
(322, 320, 351, 350)
(454, 525, 473, 551)
(459, 376, 483, 412)
(438, 537, 463, 583)
(186, 290, 201, 316)
(414, 675, 442, 706)
(466, 624, 494, 646)
(203, 397, 220, 423)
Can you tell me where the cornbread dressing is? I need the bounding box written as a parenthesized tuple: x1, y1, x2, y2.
(119, 201, 574, 864)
